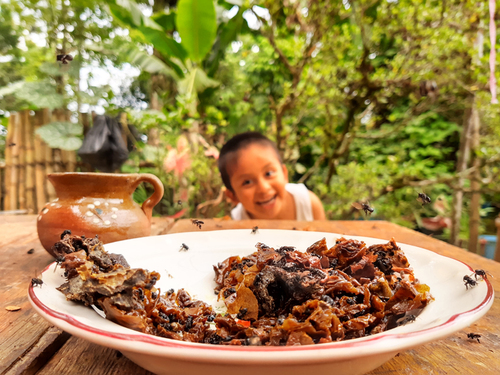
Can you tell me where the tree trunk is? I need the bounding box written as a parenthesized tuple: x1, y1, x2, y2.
(468, 105, 481, 254)
(275, 110, 284, 156)
(450, 98, 474, 247)
(325, 105, 356, 186)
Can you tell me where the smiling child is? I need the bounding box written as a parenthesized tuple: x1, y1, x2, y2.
(218, 132, 325, 220)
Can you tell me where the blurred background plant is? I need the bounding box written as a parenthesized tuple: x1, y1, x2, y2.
(1, 0, 500, 252)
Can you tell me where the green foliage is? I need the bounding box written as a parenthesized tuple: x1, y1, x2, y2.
(178, 67, 220, 114)
(117, 43, 180, 78)
(2, 0, 500, 245)
(177, 0, 217, 62)
(0, 80, 64, 110)
(108, 0, 187, 76)
(203, 6, 249, 76)
(35, 122, 83, 151)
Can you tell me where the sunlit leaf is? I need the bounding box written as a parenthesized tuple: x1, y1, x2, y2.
(177, 0, 217, 62)
(223, 0, 243, 5)
(140, 27, 188, 63)
(115, 44, 181, 79)
(109, 0, 187, 68)
(111, 0, 162, 30)
(204, 7, 246, 76)
(14, 81, 64, 110)
(35, 122, 83, 151)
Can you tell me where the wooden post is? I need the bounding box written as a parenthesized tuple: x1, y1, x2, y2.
(34, 110, 48, 211)
(495, 215, 500, 262)
(59, 109, 76, 172)
(469, 106, 481, 254)
(42, 109, 56, 201)
(25, 110, 36, 213)
(18, 110, 28, 210)
(52, 109, 64, 172)
(4, 114, 14, 210)
(7, 113, 21, 210)
(80, 112, 93, 172)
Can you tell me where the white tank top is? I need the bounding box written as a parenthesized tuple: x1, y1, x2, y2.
(230, 183, 314, 221)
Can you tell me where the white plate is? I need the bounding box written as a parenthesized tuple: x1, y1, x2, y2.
(29, 230, 494, 375)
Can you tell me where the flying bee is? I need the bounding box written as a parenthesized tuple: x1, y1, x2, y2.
(56, 54, 73, 64)
(417, 192, 432, 206)
(352, 202, 374, 216)
(467, 332, 481, 343)
(27, 248, 35, 254)
(191, 219, 204, 229)
(463, 275, 477, 290)
(251, 226, 259, 234)
(179, 243, 189, 252)
(177, 200, 183, 206)
(8, 143, 16, 147)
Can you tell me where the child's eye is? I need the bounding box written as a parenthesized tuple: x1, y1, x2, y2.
(265, 170, 276, 177)
(242, 179, 252, 186)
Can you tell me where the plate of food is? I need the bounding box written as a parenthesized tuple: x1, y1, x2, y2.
(29, 229, 493, 375)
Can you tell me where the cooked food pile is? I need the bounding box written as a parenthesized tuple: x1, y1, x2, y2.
(54, 234, 432, 346)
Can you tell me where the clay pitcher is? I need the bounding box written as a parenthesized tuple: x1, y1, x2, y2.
(37, 173, 164, 257)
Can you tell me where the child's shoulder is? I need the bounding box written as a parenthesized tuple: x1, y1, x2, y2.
(286, 183, 325, 220)
(307, 190, 325, 220)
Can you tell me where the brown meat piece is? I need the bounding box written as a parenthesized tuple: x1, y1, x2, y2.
(54, 235, 432, 346)
(252, 265, 325, 315)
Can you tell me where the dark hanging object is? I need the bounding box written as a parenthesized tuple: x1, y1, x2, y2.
(56, 54, 73, 64)
(78, 115, 129, 172)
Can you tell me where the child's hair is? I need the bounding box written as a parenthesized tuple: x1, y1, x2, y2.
(218, 131, 282, 192)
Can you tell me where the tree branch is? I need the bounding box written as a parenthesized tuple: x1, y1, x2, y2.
(298, 154, 326, 184)
(251, 7, 297, 76)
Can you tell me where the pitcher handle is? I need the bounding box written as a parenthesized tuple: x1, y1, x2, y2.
(134, 174, 164, 220)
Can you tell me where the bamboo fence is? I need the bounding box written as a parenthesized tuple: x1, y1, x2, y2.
(1, 109, 86, 213)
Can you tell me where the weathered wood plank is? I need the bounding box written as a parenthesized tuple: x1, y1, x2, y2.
(3, 327, 70, 375)
(0, 216, 55, 374)
(35, 337, 154, 375)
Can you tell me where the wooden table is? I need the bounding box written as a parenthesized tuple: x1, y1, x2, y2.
(2, 216, 499, 375)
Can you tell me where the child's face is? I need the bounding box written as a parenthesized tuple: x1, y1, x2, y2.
(226, 144, 289, 219)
